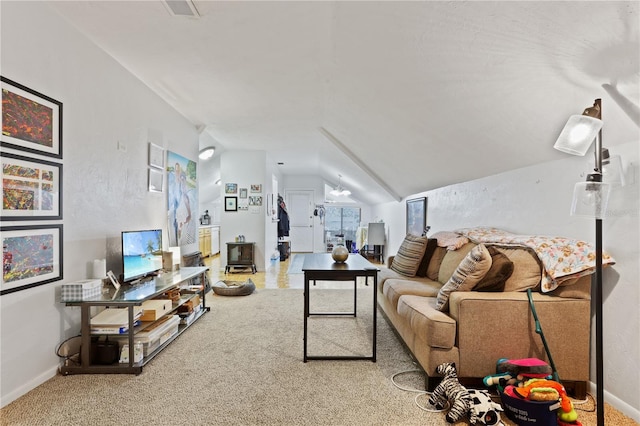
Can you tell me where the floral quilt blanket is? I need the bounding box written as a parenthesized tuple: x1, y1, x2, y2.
(455, 227, 616, 293)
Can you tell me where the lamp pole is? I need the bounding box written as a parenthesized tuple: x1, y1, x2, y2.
(594, 126, 605, 426)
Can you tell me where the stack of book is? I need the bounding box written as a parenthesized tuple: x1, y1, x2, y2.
(90, 307, 143, 334)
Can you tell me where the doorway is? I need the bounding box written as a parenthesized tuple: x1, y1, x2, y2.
(286, 190, 314, 252)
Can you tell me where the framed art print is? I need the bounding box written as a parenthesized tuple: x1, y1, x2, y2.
(148, 142, 165, 169)
(250, 184, 262, 193)
(406, 197, 427, 236)
(1, 76, 63, 159)
(225, 196, 237, 212)
(239, 188, 248, 199)
(148, 168, 163, 193)
(1, 224, 63, 295)
(1, 152, 62, 220)
(225, 183, 237, 194)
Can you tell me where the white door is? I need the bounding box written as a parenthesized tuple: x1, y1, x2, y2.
(286, 190, 314, 252)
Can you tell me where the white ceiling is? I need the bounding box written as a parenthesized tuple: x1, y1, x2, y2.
(48, 1, 640, 205)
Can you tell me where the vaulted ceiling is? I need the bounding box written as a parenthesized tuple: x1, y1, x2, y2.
(49, 1, 639, 205)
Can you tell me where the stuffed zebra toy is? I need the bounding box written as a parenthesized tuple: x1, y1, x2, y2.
(429, 362, 473, 423)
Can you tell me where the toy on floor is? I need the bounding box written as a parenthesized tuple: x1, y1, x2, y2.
(468, 389, 504, 425)
(483, 358, 552, 388)
(429, 362, 473, 423)
(512, 378, 580, 424)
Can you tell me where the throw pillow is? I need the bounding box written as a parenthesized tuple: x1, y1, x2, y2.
(416, 238, 438, 277)
(390, 234, 429, 277)
(436, 244, 492, 311)
(474, 246, 514, 292)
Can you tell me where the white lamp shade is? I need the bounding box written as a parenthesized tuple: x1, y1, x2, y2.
(602, 155, 626, 187)
(570, 181, 611, 219)
(554, 115, 603, 156)
(367, 222, 385, 245)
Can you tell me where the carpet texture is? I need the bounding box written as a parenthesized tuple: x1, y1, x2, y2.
(1, 288, 636, 425)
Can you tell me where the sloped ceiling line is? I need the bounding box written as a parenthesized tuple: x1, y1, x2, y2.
(319, 126, 402, 202)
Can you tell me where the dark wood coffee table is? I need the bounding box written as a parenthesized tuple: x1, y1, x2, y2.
(302, 253, 379, 362)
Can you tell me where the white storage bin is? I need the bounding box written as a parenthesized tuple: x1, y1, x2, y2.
(113, 315, 180, 357)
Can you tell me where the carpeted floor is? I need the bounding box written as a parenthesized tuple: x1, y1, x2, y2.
(1, 288, 637, 425)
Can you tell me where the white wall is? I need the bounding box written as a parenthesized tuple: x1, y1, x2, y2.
(1, 2, 199, 406)
(219, 151, 267, 271)
(373, 141, 640, 420)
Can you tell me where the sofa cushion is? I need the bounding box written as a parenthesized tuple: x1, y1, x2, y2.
(426, 246, 448, 280)
(438, 242, 477, 285)
(495, 247, 542, 291)
(416, 238, 438, 277)
(474, 246, 514, 292)
(436, 244, 492, 311)
(397, 295, 456, 349)
(383, 279, 442, 309)
(390, 234, 428, 277)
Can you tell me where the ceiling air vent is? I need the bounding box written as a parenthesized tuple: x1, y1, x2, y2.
(163, 0, 200, 17)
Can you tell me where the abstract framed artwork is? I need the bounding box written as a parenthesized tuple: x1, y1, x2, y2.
(1, 76, 63, 159)
(1, 152, 62, 220)
(406, 197, 427, 236)
(1, 224, 63, 295)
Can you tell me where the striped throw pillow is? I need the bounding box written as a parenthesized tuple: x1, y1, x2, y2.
(390, 234, 429, 277)
(436, 244, 492, 311)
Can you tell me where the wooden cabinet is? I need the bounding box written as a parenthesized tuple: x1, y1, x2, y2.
(199, 227, 211, 257)
(225, 242, 256, 273)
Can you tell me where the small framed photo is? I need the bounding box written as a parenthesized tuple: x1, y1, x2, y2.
(406, 197, 427, 236)
(239, 188, 248, 199)
(249, 196, 262, 206)
(1, 76, 63, 159)
(148, 142, 165, 169)
(148, 168, 163, 193)
(1, 224, 63, 295)
(250, 184, 262, 193)
(225, 196, 238, 212)
(225, 183, 238, 194)
(1, 152, 62, 221)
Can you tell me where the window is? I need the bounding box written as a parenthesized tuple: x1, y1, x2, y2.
(325, 206, 361, 242)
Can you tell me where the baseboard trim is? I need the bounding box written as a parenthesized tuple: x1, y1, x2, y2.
(0, 364, 58, 408)
(589, 381, 640, 422)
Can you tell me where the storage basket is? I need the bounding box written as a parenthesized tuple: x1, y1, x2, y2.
(500, 386, 559, 426)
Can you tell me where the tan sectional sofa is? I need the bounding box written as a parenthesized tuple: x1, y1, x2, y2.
(377, 239, 592, 398)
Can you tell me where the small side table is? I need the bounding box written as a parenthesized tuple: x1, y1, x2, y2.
(225, 242, 256, 274)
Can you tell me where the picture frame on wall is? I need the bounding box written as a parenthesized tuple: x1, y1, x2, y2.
(1, 224, 63, 295)
(1, 152, 62, 221)
(225, 183, 237, 194)
(239, 188, 248, 199)
(406, 197, 427, 236)
(148, 168, 163, 193)
(148, 142, 165, 169)
(225, 196, 238, 212)
(250, 184, 262, 193)
(1, 76, 63, 159)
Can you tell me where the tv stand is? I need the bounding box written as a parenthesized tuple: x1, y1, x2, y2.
(60, 267, 209, 375)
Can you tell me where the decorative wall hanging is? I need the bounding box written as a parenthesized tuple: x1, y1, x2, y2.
(225, 183, 238, 194)
(148, 142, 165, 169)
(239, 188, 248, 199)
(1, 76, 63, 159)
(166, 151, 197, 247)
(250, 184, 262, 193)
(406, 197, 427, 236)
(1, 224, 63, 295)
(148, 168, 163, 193)
(1, 152, 62, 221)
(225, 196, 238, 211)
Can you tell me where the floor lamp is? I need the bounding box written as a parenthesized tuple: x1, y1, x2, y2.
(554, 99, 610, 426)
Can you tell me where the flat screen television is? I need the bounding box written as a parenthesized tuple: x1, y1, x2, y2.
(121, 229, 163, 283)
